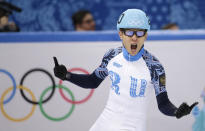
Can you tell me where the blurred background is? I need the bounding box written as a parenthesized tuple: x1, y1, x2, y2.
(0, 0, 205, 31)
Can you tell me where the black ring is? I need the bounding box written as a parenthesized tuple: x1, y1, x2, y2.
(20, 68, 56, 105)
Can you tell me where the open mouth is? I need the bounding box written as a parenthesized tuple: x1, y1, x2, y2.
(130, 44, 138, 54)
(131, 44, 137, 50)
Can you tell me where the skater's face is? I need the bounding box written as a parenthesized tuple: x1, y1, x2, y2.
(119, 28, 147, 56)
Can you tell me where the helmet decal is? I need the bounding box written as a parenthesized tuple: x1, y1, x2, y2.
(118, 13, 125, 24)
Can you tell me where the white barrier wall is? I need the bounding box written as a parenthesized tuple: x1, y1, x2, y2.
(0, 39, 205, 131)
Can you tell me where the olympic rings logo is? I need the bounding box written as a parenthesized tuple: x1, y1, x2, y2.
(0, 68, 95, 122)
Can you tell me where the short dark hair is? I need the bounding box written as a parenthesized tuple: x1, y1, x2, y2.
(72, 10, 91, 29)
(0, 1, 22, 18)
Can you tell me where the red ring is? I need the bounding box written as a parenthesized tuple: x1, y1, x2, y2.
(59, 68, 95, 104)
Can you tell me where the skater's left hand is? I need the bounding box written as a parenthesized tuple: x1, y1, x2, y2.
(175, 102, 198, 119)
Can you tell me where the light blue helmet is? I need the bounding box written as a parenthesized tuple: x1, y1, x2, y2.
(117, 9, 150, 31)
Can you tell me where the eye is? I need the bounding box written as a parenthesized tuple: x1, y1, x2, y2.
(125, 30, 134, 36)
(136, 31, 145, 37)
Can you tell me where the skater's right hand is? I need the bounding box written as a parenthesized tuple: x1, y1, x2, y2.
(53, 57, 68, 80)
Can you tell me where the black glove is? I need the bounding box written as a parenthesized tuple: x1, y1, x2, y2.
(175, 102, 198, 119)
(53, 57, 69, 80)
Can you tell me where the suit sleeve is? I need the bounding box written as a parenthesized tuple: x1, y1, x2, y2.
(151, 59, 177, 116)
(142, 50, 177, 116)
(67, 48, 115, 89)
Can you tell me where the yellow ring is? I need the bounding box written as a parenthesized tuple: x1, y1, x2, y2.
(0, 86, 36, 122)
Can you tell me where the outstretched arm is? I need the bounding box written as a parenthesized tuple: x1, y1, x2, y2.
(152, 65, 198, 119)
(143, 49, 198, 119)
(53, 56, 105, 89)
(53, 48, 118, 89)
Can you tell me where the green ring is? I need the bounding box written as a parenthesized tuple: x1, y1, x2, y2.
(39, 85, 75, 121)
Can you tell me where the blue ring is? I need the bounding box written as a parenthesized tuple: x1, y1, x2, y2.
(0, 69, 17, 104)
